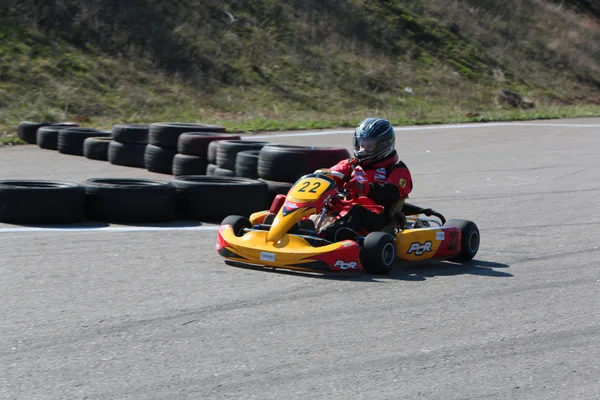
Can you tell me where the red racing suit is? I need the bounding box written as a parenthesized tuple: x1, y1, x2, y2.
(328, 150, 413, 216)
(318, 150, 413, 241)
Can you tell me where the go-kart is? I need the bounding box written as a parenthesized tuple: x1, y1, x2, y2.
(216, 171, 480, 274)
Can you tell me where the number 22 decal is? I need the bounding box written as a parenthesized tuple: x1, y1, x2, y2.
(297, 181, 321, 193)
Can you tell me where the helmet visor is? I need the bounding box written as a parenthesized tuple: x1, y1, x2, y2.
(358, 137, 378, 153)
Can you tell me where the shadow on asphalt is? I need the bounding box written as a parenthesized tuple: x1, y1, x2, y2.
(224, 258, 513, 282)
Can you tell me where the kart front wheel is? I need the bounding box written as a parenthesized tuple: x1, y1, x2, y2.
(444, 219, 480, 262)
(221, 215, 252, 237)
(360, 232, 397, 274)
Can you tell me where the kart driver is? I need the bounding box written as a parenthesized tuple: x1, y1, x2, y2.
(317, 117, 413, 242)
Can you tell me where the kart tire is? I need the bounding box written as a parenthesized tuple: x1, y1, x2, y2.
(444, 219, 480, 262)
(0, 180, 85, 224)
(257, 144, 350, 183)
(58, 128, 112, 156)
(206, 163, 218, 175)
(83, 137, 112, 161)
(360, 232, 397, 274)
(111, 124, 150, 144)
(172, 154, 208, 176)
(221, 215, 252, 237)
(149, 122, 227, 149)
(216, 140, 271, 171)
(235, 150, 260, 179)
(170, 176, 269, 222)
(83, 178, 177, 223)
(177, 132, 241, 157)
(144, 144, 177, 174)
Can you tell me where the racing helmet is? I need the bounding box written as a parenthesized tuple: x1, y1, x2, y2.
(353, 118, 396, 164)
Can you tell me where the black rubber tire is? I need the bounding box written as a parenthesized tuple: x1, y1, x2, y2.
(37, 126, 66, 150)
(83, 178, 177, 223)
(172, 154, 209, 176)
(206, 163, 218, 175)
(144, 144, 177, 174)
(212, 167, 236, 177)
(83, 137, 112, 161)
(18, 121, 51, 144)
(170, 176, 269, 222)
(58, 128, 112, 156)
(149, 122, 227, 149)
(0, 180, 85, 224)
(111, 124, 150, 144)
(177, 133, 241, 157)
(221, 215, 252, 236)
(235, 150, 260, 179)
(444, 219, 480, 262)
(360, 232, 397, 274)
(258, 179, 294, 205)
(207, 141, 219, 164)
(216, 140, 271, 171)
(257, 144, 350, 183)
(107, 141, 146, 168)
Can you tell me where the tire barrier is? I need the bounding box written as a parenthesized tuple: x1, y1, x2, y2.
(18, 121, 52, 144)
(216, 140, 271, 171)
(149, 122, 227, 148)
(170, 176, 269, 222)
(83, 178, 177, 223)
(144, 144, 178, 174)
(210, 167, 236, 177)
(37, 124, 80, 150)
(58, 128, 112, 156)
(257, 144, 350, 183)
(108, 140, 147, 168)
(111, 124, 150, 145)
(207, 141, 219, 164)
(259, 178, 294, 205)
(108, 124, 150, 168)
(177, 132, 241, 157)
(235, 150, 260, 179)
(0, 180, 85, 224)
(146, 123, 229, 174)
(173, 132, 241, 176)
(84, 137, 112, 161)
(172, 154, 209, 176)
(206, 163, 218, 175)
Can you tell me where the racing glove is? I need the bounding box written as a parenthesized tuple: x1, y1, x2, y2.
(345, 179, 371, 197)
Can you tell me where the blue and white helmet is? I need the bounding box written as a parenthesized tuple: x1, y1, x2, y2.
(353, 118, 396, 164)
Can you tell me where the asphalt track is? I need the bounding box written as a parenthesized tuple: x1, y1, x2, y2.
(1, 118, 599, 400)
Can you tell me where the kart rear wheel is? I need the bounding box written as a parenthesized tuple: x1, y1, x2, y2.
(444, 219, 480, 261)
(360, 232, 397, 274)
(221, 215, 252, 237)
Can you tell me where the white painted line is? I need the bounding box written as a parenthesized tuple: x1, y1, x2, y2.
(0, 225, 220, 234)
(249, 122, 600, 138)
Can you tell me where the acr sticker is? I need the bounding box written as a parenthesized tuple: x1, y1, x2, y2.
(407, 241, 432, 256)
(260, 252, 276, 262)
(436, 231, 445, 241)
(334, 260, 358, 270)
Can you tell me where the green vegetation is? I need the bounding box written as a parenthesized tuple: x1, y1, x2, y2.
(1, 0, 600, 144)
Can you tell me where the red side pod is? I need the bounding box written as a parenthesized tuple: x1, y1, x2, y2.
(433, 227, 462, 259)
(216, 225, 231, 253)
(310, 241, 363, 272)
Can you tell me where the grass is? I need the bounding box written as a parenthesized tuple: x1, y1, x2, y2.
(1, 0, 600, 146)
